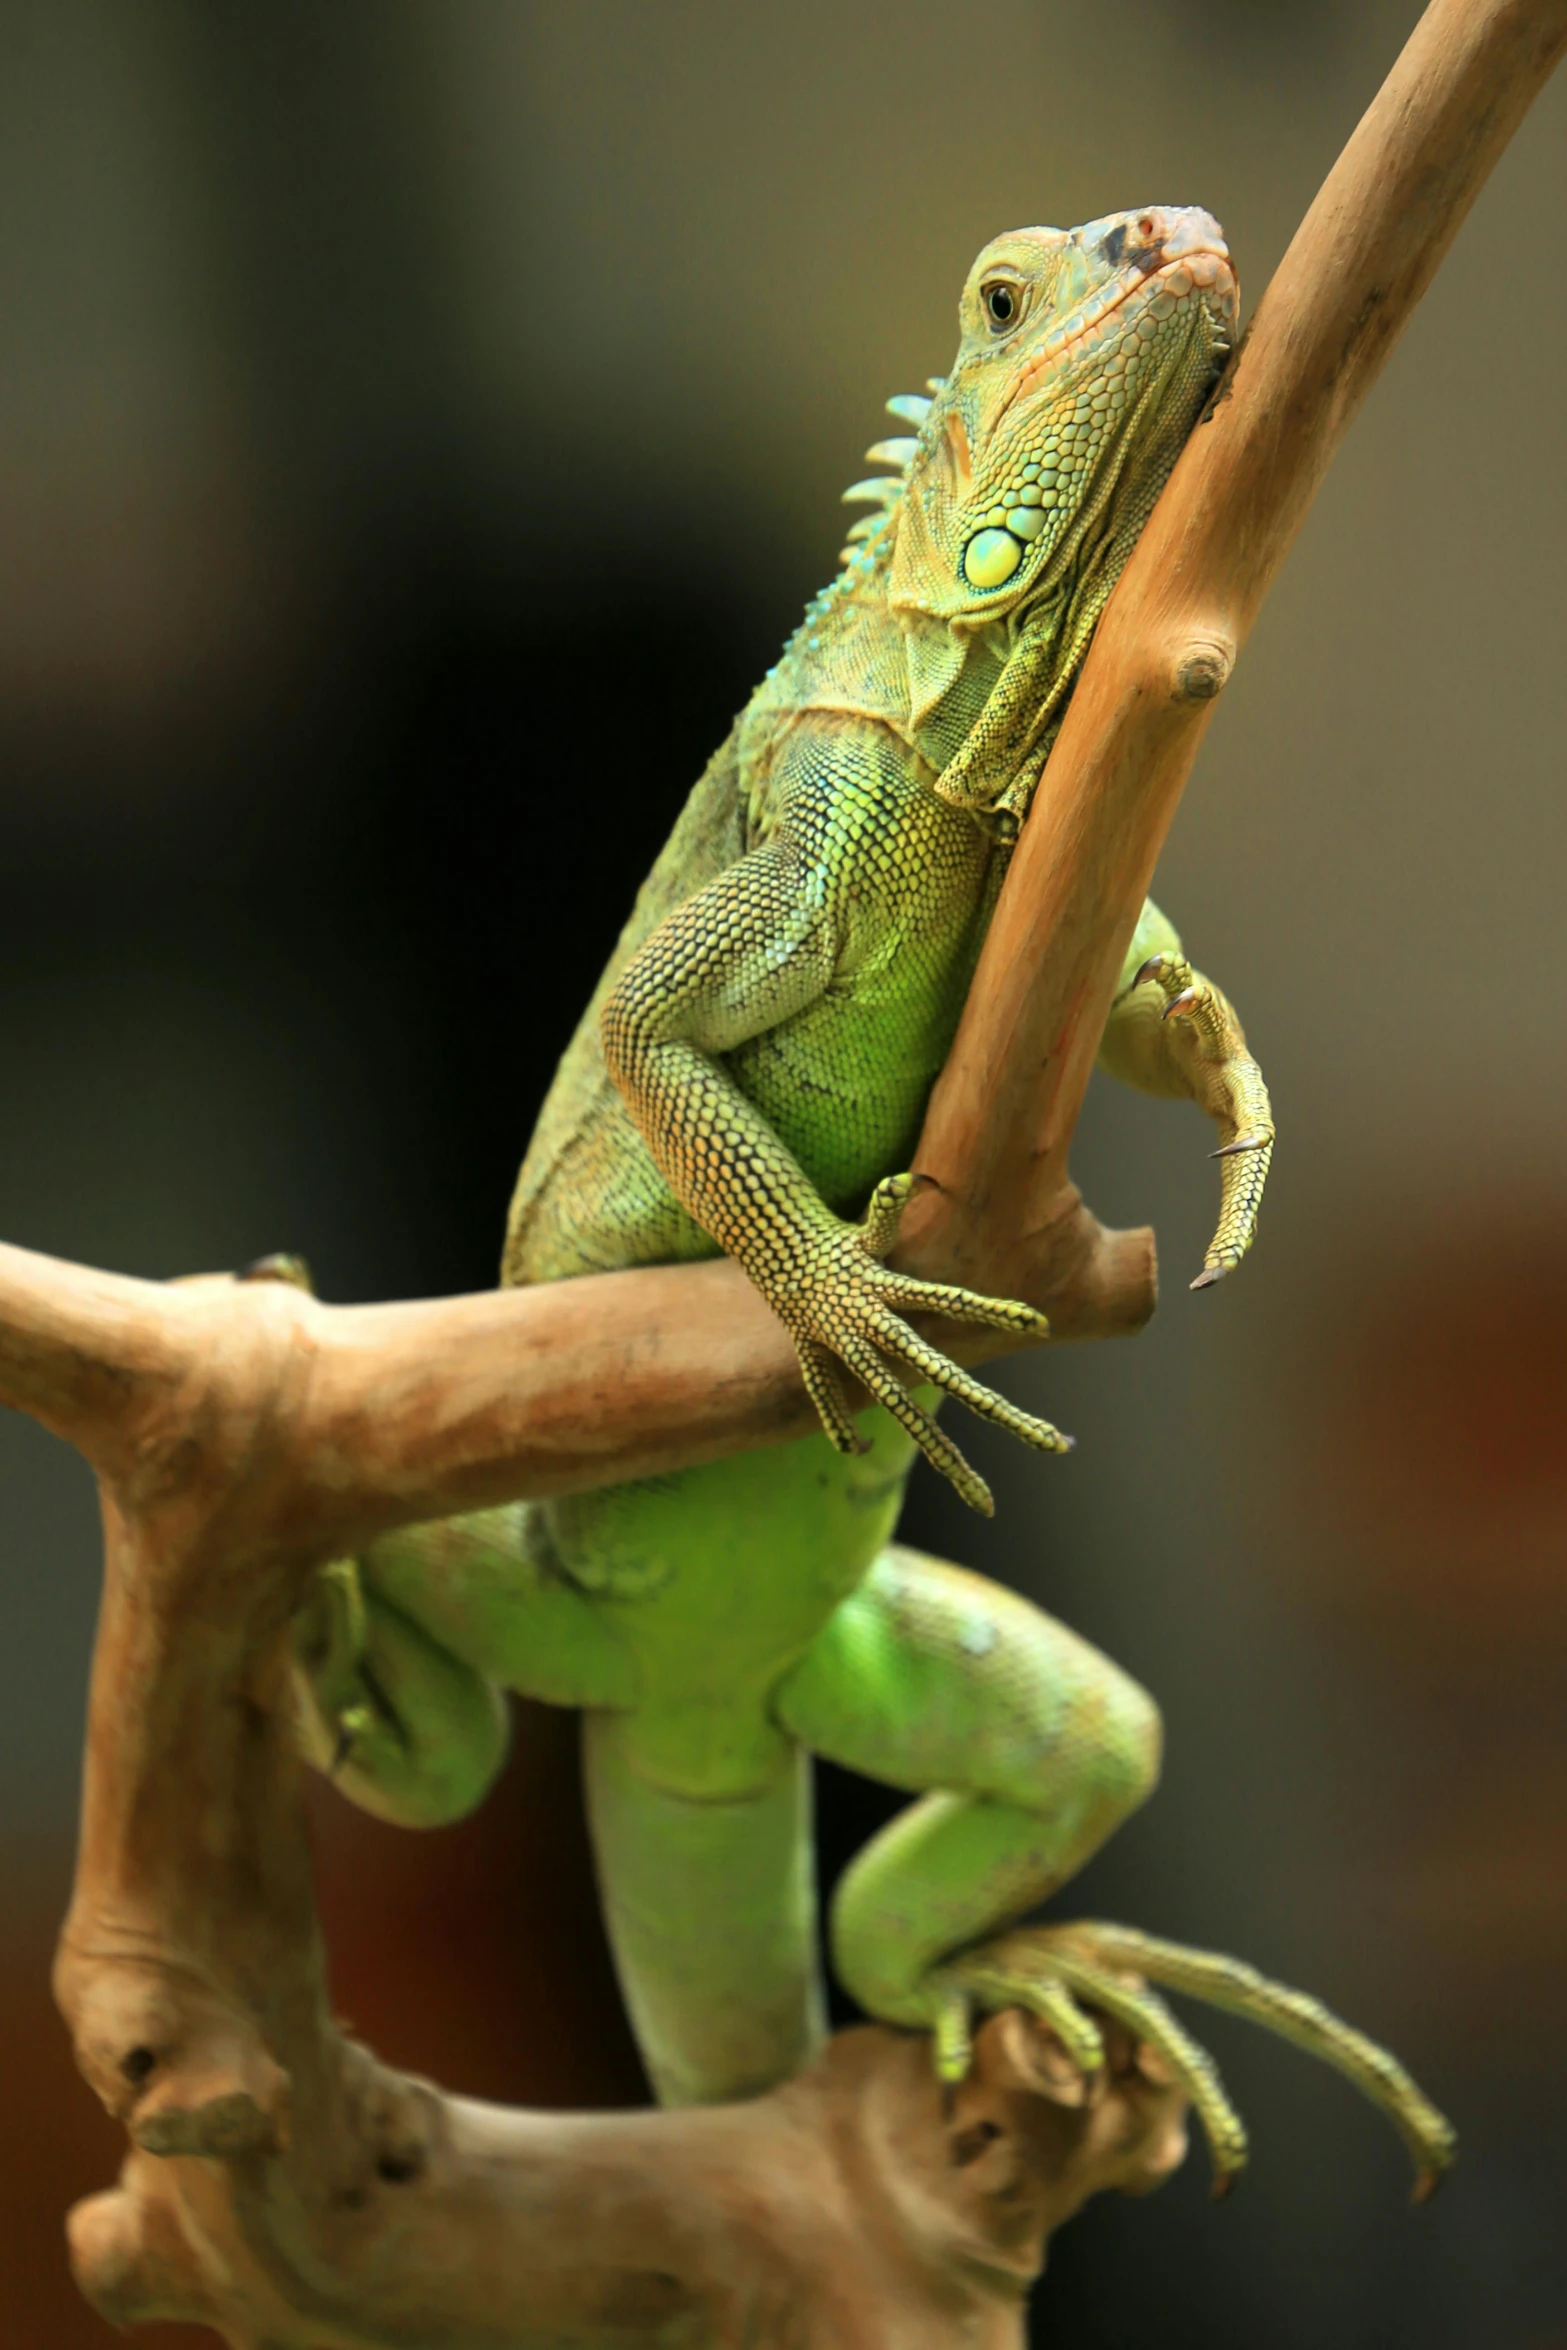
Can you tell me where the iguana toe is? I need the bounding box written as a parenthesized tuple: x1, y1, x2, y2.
(927, 1920, 1456, 2204)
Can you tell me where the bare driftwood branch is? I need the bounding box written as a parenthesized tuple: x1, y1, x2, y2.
(55, 1267, 1188, 2348)
(0, 1230, 1141, 1547)
(33, 0, 1565, 2340)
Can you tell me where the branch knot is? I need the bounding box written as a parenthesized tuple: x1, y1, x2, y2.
(1171, 638, 1234, 702)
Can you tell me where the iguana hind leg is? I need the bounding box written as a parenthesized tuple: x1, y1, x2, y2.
(773, 1544, 1454, 2199)
(772, 1543, 1161, 2025)
(291, 1504, 635, 1826)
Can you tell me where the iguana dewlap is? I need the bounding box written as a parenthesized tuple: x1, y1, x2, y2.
(292, 208, 1454, 2202)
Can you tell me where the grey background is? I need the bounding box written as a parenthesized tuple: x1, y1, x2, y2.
(0, 3, 1562, 2343)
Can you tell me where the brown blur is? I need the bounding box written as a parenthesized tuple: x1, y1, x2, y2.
(0, 3, 1562, 2344)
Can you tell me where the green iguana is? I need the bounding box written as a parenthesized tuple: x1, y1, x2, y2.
(292, 206, 1454, 2198)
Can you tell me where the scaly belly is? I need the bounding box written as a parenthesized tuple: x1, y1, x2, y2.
(542, 1405, 916, 1795)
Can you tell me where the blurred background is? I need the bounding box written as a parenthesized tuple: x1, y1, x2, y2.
(0, 1, 1561, 2341)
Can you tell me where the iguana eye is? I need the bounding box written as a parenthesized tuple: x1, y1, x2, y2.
(983, 281, 1020, 330)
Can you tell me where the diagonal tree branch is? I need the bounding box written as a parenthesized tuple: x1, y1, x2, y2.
(900, 0, 1567, 1291)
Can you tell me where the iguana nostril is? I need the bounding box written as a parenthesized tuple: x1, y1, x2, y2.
(1104, 213, 1175, 275)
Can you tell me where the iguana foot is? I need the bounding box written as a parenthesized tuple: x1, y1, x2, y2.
(927, 1919, 1456, 2202)
(236, 1251, 316, 1292)
(1133, 954, 1276, 1289)
(292, 1558, 405, 1774)
(790, 1171, 1069, 1517)
(291, 1552, 510, 1828)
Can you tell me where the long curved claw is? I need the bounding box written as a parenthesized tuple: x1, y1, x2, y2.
(1132, 951, 1178, 993)
(1048, 1923, 1459, 2202)
(957, 1934, 1246, 2194)
(925, 1918, 1456, 2205)
(950, 1958, 1106, 2076)
(1211, 1134, 1271, 1159)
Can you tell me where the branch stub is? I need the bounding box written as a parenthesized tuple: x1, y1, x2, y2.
(1171, 638, 1234, 702)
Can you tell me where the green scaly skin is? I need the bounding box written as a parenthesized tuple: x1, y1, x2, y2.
(290, 207, 1454, 2198)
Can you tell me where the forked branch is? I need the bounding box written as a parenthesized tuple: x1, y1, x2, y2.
(56, 1331, 1189, 2343)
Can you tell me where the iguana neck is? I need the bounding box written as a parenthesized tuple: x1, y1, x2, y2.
(761, 488, 1139, 836)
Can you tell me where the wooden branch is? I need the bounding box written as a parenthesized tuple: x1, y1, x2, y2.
(899, 0, 1567, 1291)
(53, 1271, 1187, 2349)
(33, 1, 1565, 2340)
(0, 1230, 1145, 1561)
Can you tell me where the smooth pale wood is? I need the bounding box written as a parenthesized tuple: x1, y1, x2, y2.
(0, 1215, 1151, 1546)
(289, 1192, 1151, 1544)
(900, 0, 1567, 1286)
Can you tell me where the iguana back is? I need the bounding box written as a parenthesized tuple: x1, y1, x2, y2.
(503, 727, 747, 1283)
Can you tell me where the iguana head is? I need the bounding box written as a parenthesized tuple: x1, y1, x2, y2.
(887, 207, 1233, 623)
(865, 205, 1235, 808)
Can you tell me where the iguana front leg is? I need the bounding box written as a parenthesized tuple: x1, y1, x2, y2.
(598, 749, 1067, 1514)
(1098, 899, 1276, 1288)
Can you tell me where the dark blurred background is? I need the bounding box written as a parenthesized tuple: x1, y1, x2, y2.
(1, 1, 1563, 2341)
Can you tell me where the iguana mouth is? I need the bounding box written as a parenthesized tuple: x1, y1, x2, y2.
(1000, 244, 1236, 424)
